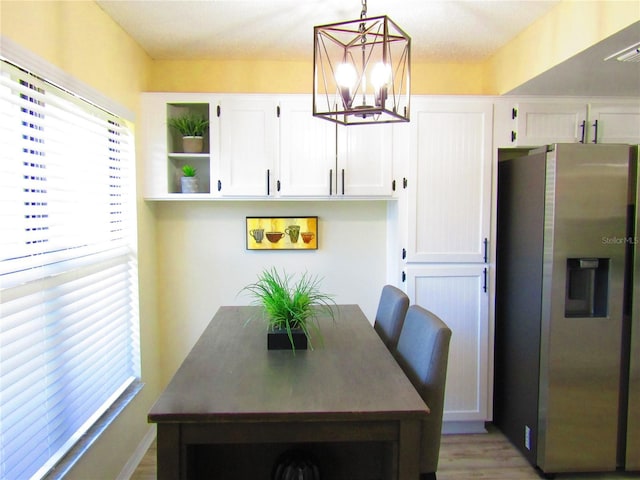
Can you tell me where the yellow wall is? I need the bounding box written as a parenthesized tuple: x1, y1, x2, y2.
(149, 58, 488, 95)
(1, 1, 160, 479)
(487, 0, 640, 94)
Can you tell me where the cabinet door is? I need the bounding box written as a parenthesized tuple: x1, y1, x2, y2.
(405, 264, 490, 423)
(588, 102, 640, 144)
(279, 96, 335, 197)
(407, 100, 492, 263)
(511, 102, 587, 145)
(217, 96, 279, 196)
(336, 124, 393, 196)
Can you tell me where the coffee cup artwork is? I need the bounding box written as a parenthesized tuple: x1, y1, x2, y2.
(249, 228, 264, 243)
(284, 225, 300, 243)
(246, 217, 318, 250)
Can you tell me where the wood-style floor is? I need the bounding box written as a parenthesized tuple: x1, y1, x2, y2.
(130, 425, 639, 479)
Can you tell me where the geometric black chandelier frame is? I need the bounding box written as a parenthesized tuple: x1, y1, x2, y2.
(313, 0, 411, 125)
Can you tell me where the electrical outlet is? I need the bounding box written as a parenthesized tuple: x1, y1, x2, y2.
(525, 425, 531, 450)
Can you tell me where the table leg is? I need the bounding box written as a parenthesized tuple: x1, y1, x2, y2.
(397, 419, 421, 480)
(157, 424, 181, 480)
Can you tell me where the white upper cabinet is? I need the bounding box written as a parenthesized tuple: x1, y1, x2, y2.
(336, 123, 394, 197)
(217, 96, 279, 197)
(407, 99, 493, 263)
(278, 96, 335, 197)
(510, 101, 588, 146)
(588, 102, 640, 144)
(495, 98, 640, 147)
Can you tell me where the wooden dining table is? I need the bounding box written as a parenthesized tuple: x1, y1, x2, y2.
(148, 304, 429, 480)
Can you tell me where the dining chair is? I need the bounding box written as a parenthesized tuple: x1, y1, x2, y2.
(395, 305, 452, 480)
(373, 284, 410, 354)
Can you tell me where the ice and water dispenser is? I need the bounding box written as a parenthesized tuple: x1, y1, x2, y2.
(565, 258, 609, 317)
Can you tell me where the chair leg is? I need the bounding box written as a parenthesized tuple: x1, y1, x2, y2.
(420, 473, 436, 480)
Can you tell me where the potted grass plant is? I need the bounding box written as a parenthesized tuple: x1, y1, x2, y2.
(241, 268, 336, 351)
(168, 113, 209, 153)
(180, 164, 198, 193)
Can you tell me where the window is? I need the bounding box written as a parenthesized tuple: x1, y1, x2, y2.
(0, 60, 140, 480)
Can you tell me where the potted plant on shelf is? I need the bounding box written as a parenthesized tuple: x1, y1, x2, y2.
(241, 268, 336, 352)
(168, 113, 209, 153)
(180, 164, 198, 193)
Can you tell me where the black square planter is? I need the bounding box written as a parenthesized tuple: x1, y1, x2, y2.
(267, 328, 308, 350)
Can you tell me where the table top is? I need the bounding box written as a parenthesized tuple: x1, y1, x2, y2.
(148, 305, 428, 423)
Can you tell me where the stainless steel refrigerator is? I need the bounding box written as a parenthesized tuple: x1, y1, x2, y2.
(494, 143, 639, 475)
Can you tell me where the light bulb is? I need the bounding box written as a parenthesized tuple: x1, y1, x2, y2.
(335, 63, 357, 110)
(371, 62, 390, 90)
(335, 63, 357, 88)
(371, 62, 390, 107)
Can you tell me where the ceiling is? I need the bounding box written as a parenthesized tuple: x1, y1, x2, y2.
(96, 0, 640, 96)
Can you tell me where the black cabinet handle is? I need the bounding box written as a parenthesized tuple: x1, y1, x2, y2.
(403, 177, 408, 189)
(341, 169, 345, 195)
(483, 238, 488, 263)
(402, 248, 406, 260)
(217, 179, 222, 191)
(483, 268, 487, 293)
(592, 120, 598, 144)
(511, 131, 516, 142)
(392, 179, 396, 191)
(277, 180, 281, 192)
(217, 105, 221, 117)
(267, 169, 270, 196)
(402, 271, 406, 283)
(511, 107, 517, 119)
(579, 120, 586, 143)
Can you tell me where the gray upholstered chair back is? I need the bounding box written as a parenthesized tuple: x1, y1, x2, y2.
(373, 285, 409, 353)
(396, 305, 452, 480)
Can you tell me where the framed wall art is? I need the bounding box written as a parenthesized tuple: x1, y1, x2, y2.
(246, 216, 318, 250)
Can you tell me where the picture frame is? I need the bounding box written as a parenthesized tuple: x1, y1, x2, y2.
(246, 216, 318, 250)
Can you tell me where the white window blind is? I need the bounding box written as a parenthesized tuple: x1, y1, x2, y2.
(0, 60, 140, 480)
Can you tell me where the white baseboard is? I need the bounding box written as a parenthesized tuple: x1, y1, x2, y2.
(442, 420, 487, 434)
(117, 425, 156, 480)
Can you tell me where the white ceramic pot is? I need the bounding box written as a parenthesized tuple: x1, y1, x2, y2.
(181, 176, 198, 193)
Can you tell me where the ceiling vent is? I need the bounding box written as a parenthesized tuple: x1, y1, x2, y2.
(604, 42, 640, 62)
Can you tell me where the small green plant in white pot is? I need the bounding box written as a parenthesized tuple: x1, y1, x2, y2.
(180, 164, 198, 193)
(168, 113, 209, 153)
(241, 268, 336, 351)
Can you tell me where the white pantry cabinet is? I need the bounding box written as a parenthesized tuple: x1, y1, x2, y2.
(405, 264, 490, 427)
(396, 97, 494, 432)
(406, 99, 493, 263)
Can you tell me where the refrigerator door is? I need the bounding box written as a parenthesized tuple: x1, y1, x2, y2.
(537, 144, 630, 473)
(629, 146, 640, 471)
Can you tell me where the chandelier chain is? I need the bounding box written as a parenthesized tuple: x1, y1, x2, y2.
(360, 0, 367, 19)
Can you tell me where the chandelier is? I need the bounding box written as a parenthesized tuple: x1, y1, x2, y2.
(313, 0, 411, 125)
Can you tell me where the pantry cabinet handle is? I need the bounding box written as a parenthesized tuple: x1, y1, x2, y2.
(341, 169, 345, 195)
(483, 268, 487, 293)
(267, 169, 270, 196)
(483, 238, 488, 263)
(592, 120, 598, 144)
